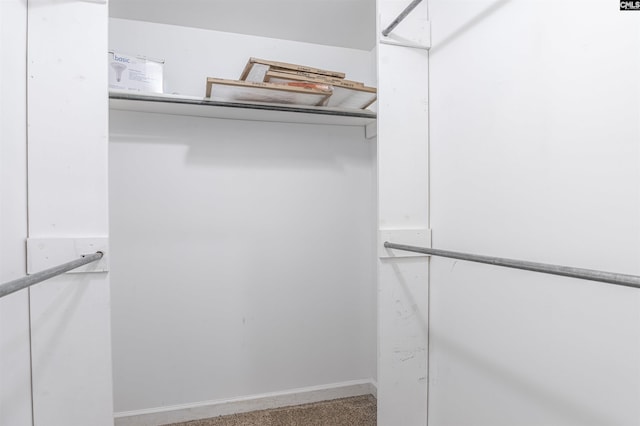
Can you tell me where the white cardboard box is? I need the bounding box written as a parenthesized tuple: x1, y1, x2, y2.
(109, 51, 164, 93)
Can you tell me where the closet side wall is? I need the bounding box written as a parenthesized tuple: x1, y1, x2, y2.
(27, 2, 113, 425)
(376, 0, 430, 424)
(0, 0, 32, 424)
(429, 1, 640, 425)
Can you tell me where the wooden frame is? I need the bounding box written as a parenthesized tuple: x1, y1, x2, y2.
(264, 71, 377, 109)
(205, 77, 332, 106)
(240, 57, 346, 81)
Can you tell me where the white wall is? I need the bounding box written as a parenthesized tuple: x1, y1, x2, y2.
(109, 20, 377, 414)
(109, 0, 376, 51)
(27, 2, 113, 425)
(429, 1, 640, 425)
(0, 1, 32, 425)
(375, 1, 430, 424)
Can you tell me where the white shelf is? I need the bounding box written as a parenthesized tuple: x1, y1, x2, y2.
(109, 91, 377, 132)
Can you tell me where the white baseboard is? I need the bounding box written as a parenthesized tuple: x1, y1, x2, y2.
(369, 380, 378, 398)
(114, 379, 377, 426)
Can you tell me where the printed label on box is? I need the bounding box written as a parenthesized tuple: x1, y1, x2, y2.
(109, 51, 164, 93)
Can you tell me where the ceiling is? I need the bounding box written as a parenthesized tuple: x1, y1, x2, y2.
(109, 0, 377, 51)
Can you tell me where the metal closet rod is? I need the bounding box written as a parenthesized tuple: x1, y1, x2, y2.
(383, 242, 640, 289)
(0, 252, 104, 299)
(382, 0, 423, 37)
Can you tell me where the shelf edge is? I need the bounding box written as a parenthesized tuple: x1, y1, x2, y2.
(109, 91, 377, 120)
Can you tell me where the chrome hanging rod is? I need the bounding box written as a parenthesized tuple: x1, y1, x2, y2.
(382, 0, 423, 37)
(383, 242, 640, 289)
(0, 252, 104, 299)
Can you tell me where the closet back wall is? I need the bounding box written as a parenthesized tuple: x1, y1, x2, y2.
(109, 19, 376, 414)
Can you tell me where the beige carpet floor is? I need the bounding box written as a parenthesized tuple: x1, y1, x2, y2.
(164, 395, 377, 426)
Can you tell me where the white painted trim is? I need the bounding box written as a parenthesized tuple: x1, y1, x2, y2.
(114, 379, 377, 426)
(26, 237, 109, 273)
(379, 38, 430, 50)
